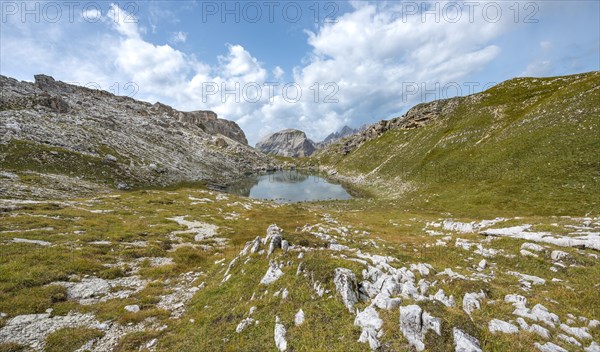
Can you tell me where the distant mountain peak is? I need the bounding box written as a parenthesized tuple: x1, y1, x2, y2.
(321, 125, 361, 144)
(255, 129, 316, 157)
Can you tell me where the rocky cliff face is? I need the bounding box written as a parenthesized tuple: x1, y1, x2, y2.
(0, 74, 273, 198)
(327, 98, 461, 155)
(255, 129, 316, 157)
(149, 103, 248, 145)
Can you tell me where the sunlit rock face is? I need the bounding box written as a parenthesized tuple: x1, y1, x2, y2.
(255, 129, 316, 157)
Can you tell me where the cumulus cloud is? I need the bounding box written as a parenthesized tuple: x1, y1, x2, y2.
(0, 1, 521, 145)
(262, 1, 511, 141)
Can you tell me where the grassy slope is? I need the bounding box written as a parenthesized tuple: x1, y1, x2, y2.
(0, 190, 598, 351)
(316, 72, 600, 217)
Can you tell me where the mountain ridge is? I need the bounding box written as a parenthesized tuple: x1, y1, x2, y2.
(0, 74, 274, 198)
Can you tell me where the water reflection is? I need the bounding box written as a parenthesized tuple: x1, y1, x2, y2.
(227, 170, 352, 203)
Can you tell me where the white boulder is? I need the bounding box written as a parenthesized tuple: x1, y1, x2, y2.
(453, 328, 482, 352)
(488, 319, 518, 334)
(333, 268, 359, 312)
(274, 316, 287, 351)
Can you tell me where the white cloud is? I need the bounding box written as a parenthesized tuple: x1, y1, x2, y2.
(276, 1, 510, 141)
(522, 60, 553, 77)
(107, 4, 140, 39)
(171, 31, 187, 43)
(0, 2, 518, 145)
(273, 66, 285, 79)
(81, 8, 102, 22)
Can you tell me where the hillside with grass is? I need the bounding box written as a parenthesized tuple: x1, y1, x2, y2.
(315, 71, 600, 216)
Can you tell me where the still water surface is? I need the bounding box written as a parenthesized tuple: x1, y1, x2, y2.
(226, 170, 352, 203)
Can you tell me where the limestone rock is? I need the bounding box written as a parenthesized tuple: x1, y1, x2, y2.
(294, 309, 305, 326)
(274, 316, 287, 351)
(430, 289, 455, 307)
(256, 129, 316, 157)
(522, 243, 545, 252)
(329, 98, 459, 156)
(477, 259, 487, 269)
(11, 238, 51, 246)
(585, 342, 600, 352)
(124, 305, 139, 313)
(354, 306, 383, 350)
(462, 291, 485, 315)
(333, 268, 359, 312)
(488, 319, 519, 334)
(399, 304, 441, 351)
(513, 304, 560, 328)
(551, 250, 569, 261)
(453, 328, 482, 352)
(534, 342, 568, 352)
(260, 262, 284, 285)
(236, 318, 255, 333)
(560, 323, 592, 340)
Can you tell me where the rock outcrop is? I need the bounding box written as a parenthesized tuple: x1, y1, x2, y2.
(255, 129, 316, 157)
(326, 98, 460, 156)
(333, 268, 360, 312)
(0, 74, 273, 198)
(399, 304, 442, 352)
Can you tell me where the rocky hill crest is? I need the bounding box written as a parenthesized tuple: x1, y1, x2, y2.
(0, 74, 273, 198)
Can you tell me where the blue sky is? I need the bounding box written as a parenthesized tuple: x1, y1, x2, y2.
(1, 1, 598, 144)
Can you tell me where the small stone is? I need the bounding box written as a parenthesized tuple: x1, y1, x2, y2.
(236, 317, 255, 333)
(260, 262, 284, 285)
(124, 305, 140, 313)
(477, 259, 487, 269)
(551, 250, 569, 261)
(534, 342, 568, 352)
(274, 316, 287, 351)
(585, 342, 600, 352)
(488, 319, 518, 334)
(521, 243, 545, 252)
(530, 324, 551, 339)
(103, 154, 117, 163)
(116, 182, 130, 190)
(463, 291, 485, 315)
(520, 249, 538, 257)
(557, 333, 582, 347)
(294, 309, 305, 326)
